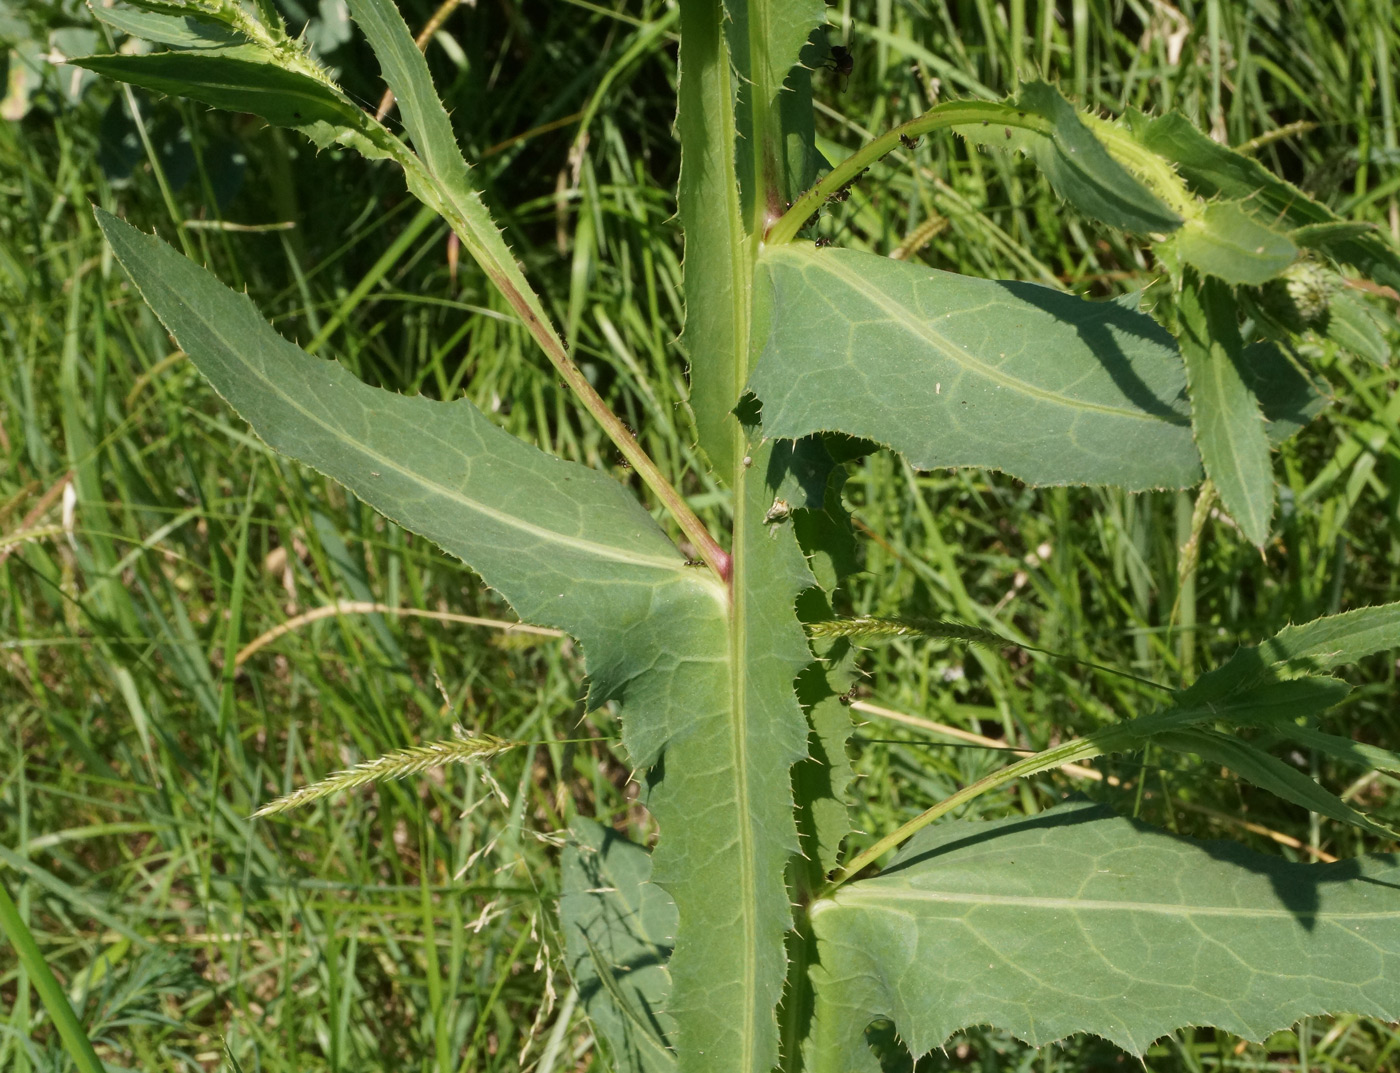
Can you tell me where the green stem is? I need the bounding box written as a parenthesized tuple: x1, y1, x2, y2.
(818, 700, 1219, 897)
(0, 880, 106, 1073)
(767, 101, 1058, 246)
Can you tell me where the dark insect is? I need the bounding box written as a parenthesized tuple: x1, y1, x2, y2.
(814, 237, 834, 248)
(684, 558, 706, 567)
(899, 133, 919, 149)
(823, 44, 854, 91)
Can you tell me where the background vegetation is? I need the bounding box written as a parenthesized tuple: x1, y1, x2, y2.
(2, 0, 1399, 1068)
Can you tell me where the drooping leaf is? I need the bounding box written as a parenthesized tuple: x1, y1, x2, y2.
(70, 46, 398, 158)
(1133, 112, 1400, 290)
(560, 820, 677, 1073)
(1176, 272, 1274, 545)
(1160, 201, 1298, 286)
(1154, 727, 1398, 839)
(1184, 602, 1400, 704)
(953, 82, 1181, 234)
(807, 798, 1400, 1070)
(748, 244, 1201, 490)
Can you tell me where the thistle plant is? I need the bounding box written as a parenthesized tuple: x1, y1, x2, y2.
(71, 0, 1400, 1069)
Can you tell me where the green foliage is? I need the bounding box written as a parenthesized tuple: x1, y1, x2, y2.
(808, 798, 1400, 1068)
(561, 820, 677, 1073)
(750, 244, 1200, 489)
(7, 0, 1400, 1069)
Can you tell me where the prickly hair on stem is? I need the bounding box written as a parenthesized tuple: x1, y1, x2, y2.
(806, 616, 1006, 648)
(253, 734, 516, 818)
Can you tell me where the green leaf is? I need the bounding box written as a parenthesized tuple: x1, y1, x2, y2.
(1133, 112, 1400, 290)
(70, 46, 397, 158)
(1161, 201, 1298, 286)
(1324, 290, 1392, 367)
(1258, 723, 1400, 777)
(86, 1, 243, 47)
(791, 440, 861, 879)
(560, 820, 677, 1073)
(95, 209, 807, 1073)
(1237, 340, 1329, 446)
(340, 0, 465, 190)
(1154, 728, 1398, 839)
(677, 0, 746, 477)
(95, 210, 695, 638)
(1176, 272, 1274, 545)
(748, 244, 1201, 490)
(655, 433, 814, 1073)
(807, 798, 1400, 1069)
(1184, 602, 1400, 704)
(953, 82, 1181, 234)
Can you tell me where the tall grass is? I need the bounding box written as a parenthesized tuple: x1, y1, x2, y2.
(2, 0, 1397, 1069)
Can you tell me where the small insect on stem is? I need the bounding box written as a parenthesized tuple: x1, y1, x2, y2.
(823, 44, 854, 92)
(899, 133, 920, 150)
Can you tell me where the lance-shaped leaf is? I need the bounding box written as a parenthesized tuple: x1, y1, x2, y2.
(1153, 727, 1399, 840)
(954, 82, 1181, 235)
(1183, 602, 1400, 704)
(807, 798, 1400, 1071)
(677, 0, 747, 477)
(87, 1, 244, 47)
(748, 245, 1201, 490)
(97, 209, 807, 1073)
(560, 820, 677, 1073)
(96, 210, 703, 646)
(1176, 273, 1275, 546)
(1257, 723, 1400, 778)
(71, 45, 398, 160)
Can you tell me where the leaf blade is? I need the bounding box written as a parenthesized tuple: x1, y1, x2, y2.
(561, 820, 677, 1073)
(808, 799, 1400, 1069)
(1176, 273, 1275, 545)
(749, 245, 1201, 489)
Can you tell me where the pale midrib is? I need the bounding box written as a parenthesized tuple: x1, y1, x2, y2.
(162, 282, 682, 574)
(730, 470, 761, 1073)
(830, 887, 1394, 920)
(786, 249, 1180, 424)
(728, 29, 762, 1069)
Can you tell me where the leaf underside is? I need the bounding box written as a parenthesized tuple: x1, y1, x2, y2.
(808, 798, 1400, 1071)
(560, 820, 677, 1073)
(749, 244, 1202, 490)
